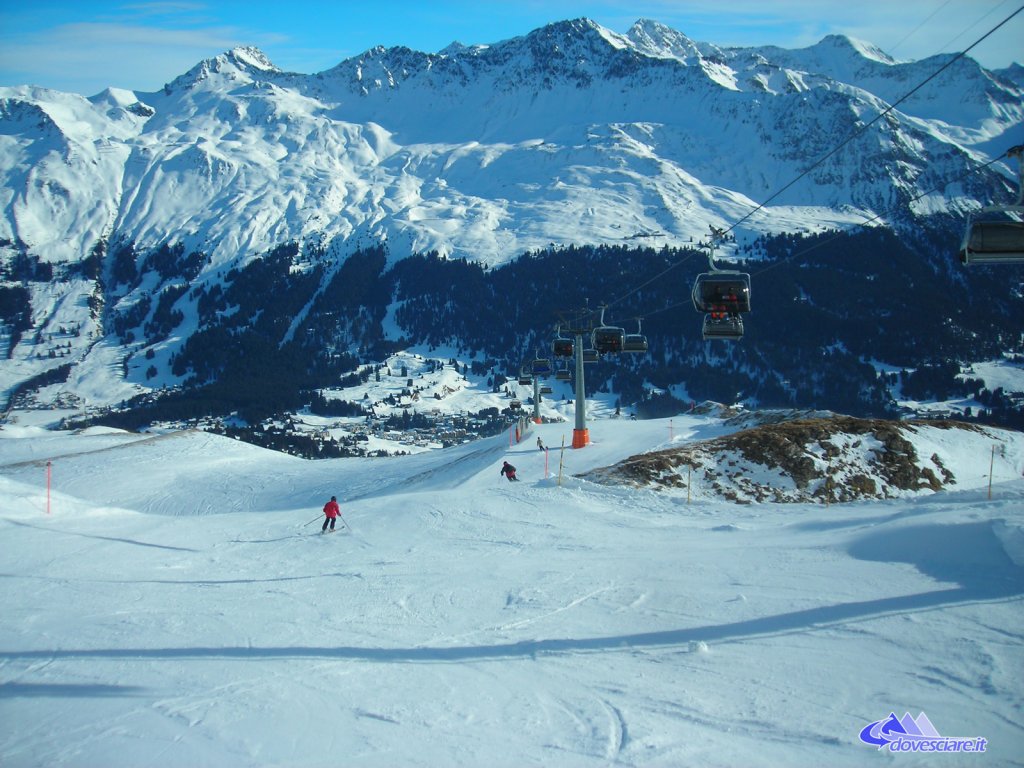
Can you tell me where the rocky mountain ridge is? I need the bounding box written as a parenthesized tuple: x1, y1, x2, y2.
(1, 17, 1022, 420)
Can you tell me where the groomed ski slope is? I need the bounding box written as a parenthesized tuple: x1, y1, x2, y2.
(1, 414, 1022, 767)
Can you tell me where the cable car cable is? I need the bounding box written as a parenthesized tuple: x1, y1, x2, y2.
(932, 0, 1017, 59)
(887, 0, 956, 58)
(542, 7, 1023, 339)
(719, 3, 1024, 244)
(747, 147, 1016, 279)
(629, 148, 1016, 320)
(594, 6, 1022, 321)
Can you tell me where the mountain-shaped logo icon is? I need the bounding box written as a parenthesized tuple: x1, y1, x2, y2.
(860, 711, 941, 747)
(858, 711, 987, 754)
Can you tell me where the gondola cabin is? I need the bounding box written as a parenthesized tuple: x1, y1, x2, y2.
(555, 368, 572, 381)
(510, 399, 522, 410)
(531, 358, 553, 376)
(959, 145, 1024, 265)
(692, 273, 751, 314)
(552, 338, 574, 358)
(959, 218, 1024, 265)
(540, 385, 553, 395)
(518, 375, 532, 386)
(623, 334, 648, 353)
(702, 314, 744, 341)
(592, 326, 625, 354)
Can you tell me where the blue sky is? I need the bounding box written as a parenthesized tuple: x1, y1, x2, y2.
(1, 0, 1021, 95)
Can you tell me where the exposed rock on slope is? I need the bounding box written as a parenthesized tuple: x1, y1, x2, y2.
(580, 416, 1008, 503)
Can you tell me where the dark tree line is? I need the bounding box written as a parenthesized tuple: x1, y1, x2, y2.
(52, 215, 1024, 429)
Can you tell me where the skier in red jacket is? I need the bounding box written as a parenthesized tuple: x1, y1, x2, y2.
(322, 496, 341, 533)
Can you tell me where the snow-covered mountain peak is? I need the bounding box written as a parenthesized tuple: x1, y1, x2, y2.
(227, 45, 280, 72)
(625, 18, 720, 63)
(528, 17, 608, 41)
(164, 45, 282, 92)
(996, 62, 1024, 88)
(83, 87, 156, 126)
(321, 18, 643, 102)
(521, 17, 630, 60)
(89, 87, 140, 108)
(323, 43, 436, 91)
(624, 18, 737, 87)
(814, 33, 898, 65)
(0, 94, 61, 135)
(439, 41, 489, 57)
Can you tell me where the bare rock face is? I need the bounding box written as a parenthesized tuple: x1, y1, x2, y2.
(580, 415, 989, 503)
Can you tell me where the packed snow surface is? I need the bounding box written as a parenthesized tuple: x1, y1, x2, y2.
(1, 413, 1022, 767)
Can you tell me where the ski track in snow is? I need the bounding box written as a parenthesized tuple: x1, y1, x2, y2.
(1, 415, 1023, 766)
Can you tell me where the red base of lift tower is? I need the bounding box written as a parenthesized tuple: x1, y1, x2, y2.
(572, 428, 589, 449)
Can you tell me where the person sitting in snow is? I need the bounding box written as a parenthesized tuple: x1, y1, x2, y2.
(322, 495, 341, 533)
(500, 461, 519, 481)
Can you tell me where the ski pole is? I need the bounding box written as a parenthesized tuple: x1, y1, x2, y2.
(303, 514, 322, 527)
(340, 516, 352, 533)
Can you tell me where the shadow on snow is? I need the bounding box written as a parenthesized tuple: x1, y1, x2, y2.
(2, 585, 1018, 666)
(4, 519, 200, 552)
(3, 521, 1020, 667)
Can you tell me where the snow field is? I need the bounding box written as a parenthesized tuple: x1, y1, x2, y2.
(1, 416, 1022, 766)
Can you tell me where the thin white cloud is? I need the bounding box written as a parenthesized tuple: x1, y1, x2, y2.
(0, 21, 285, 93)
